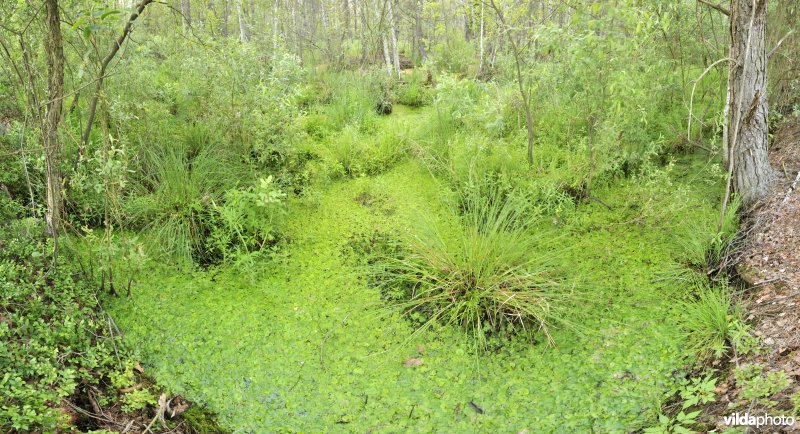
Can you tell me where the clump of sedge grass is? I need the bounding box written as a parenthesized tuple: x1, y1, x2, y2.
(678, 278, 746, 360)
(379, 184, 571, 347)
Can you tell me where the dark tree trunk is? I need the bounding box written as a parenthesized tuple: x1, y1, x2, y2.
(728, 0, 774, 204)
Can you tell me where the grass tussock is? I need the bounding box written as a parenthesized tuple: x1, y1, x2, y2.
(678, 278, 747, 360)
(379, 184, 571, 347)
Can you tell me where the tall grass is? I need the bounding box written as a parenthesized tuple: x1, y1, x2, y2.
(679, 196, 741, 271)
(127, 133, 246, 265)
(678, 280, 745, 360)
(379, 185, 570, 347)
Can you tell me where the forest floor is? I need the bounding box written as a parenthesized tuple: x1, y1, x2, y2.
(107, 105, 728, 432)
(705, 118, 800, 432)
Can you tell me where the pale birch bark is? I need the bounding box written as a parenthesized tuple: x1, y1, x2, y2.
(237, 0, 248, 41)
(273, 0, 280, 59)
(374, 0, 393, 77)
(387, 0, 401, 78)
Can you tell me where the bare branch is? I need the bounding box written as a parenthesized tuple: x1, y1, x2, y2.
(80, 0, 155, 151)
(697, 0, 730, 16)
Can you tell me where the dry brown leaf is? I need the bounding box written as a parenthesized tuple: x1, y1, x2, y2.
(403, 357, 423, 368)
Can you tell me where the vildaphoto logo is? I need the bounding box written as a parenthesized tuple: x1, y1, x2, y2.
(723, 412, 796, 428)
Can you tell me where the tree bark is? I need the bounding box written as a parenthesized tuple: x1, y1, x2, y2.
(43, 0, 65, 248)
(374, 0, 393, 78)
(414, 0, 426, 61)
(237, 0, 249, 42)
(181, 0, 192, 33)
(387, 0, 401, 79)
(222, 0, 230, 37)
(478, 0, 484, 75)
(273, 0, 280, 60)
(728, 0, 774, 204)
(343, 0, 351, 38)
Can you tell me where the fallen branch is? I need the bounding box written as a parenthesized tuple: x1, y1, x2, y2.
(769, 30, 795, 58)
(588, 195, 613, 211)
(783, 169, 800, 204)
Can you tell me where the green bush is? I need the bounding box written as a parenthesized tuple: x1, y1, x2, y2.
(208, 176, 286, 262)
(0, 223, 124, 431)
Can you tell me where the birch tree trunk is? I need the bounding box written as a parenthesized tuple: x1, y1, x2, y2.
(478, 0, 484, 75)
(43, 0, 65, 249)
(387, 0, 401, 79)
(729, 0, 774, 204)
(237, 0, 248, 42)
(273, 0, 280, 60)
(374, 0, 393, 78)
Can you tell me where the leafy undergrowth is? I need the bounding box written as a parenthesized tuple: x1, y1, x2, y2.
(107, 124, 728, 432)
(0, 220, 226, 433)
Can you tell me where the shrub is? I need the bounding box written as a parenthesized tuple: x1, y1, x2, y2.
(0, 223, 126, 431)
(208, 176, 286, 262)
(734, 364, 791, 406)
(378, 186, 569, 347)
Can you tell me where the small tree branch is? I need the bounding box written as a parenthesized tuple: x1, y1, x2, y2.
(697, 0, 730, 16)
(768, 30, 795, 58)
(80, 0, 154, 151)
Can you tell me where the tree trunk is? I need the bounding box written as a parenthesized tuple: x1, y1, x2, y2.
(43, 0, 65, 249)
(478, 0, 484, 75)
(488, 0, 534, 164)
(273, 0, 280, 60)
(181, 0, 192, 33)
(222, 0, 230, 37)
(375, 0, 392, 78)
(343, 0, 351, 38)
(387, 0, 401, 79)
(359, 0, 367, 64)
(414, 0, 426, 61)
(729, 0, 774, 204)
(237, 0, 249, 42)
